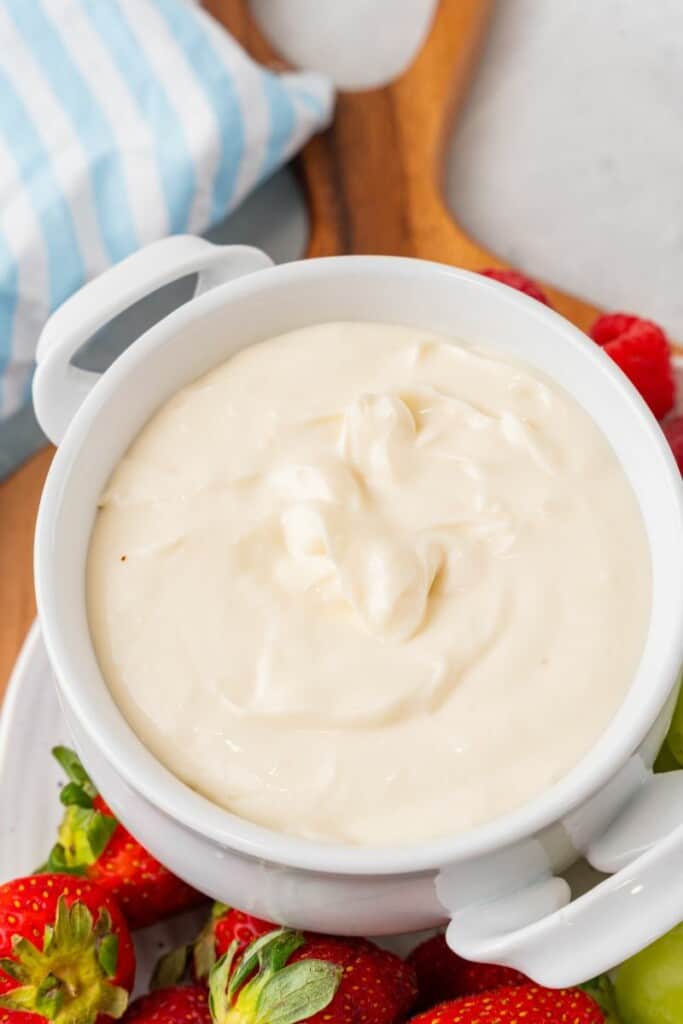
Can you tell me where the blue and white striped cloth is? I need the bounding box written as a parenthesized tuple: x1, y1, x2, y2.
(0, 0, 333, 437)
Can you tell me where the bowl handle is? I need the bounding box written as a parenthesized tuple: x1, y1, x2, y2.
(33, 235, 273, 444)
(442, 769, 683, 987)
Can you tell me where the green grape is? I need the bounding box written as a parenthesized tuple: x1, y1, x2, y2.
(614, 924, 683, 1023)
(654, 739, 679, 773)
(664, 675, 683, 766)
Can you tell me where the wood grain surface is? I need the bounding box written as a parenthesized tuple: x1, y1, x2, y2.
(0, 0, 675, 701)
(0, 446, 53, 689)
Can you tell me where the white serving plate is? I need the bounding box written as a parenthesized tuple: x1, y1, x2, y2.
(0, 623, 209, 994)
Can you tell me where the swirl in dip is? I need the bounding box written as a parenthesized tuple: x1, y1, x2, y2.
(87, 322, 651, 845)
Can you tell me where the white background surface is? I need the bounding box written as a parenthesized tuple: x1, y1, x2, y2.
(447, 0, 683, 339)
(250, 0, 683, 339)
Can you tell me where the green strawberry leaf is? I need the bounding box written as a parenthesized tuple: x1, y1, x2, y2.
(52, 747, 97, 797)
(0, 984, 48, 1015)
(35, 972, 65, 1020)
(97, 935, 119, 978)
(56, 805, 117, 867)
(84, 809, 118, 859)
(209, 929, 341, 1024)
(95, 984, 128, 1020)
(12, 936, 45, 970)
(0, 957, 29, 983)
(209, 944, 239, 1024)
(93, 909, 113, 940)
(254, 960, 342, 1024)
(42, 843, 88, 877)
(193, 926, 217, 981)
(193, 903, 229, 981)
(228, 929, 302, 1001)
(151, 946, 190, 990)
(59, 783, 94, 809)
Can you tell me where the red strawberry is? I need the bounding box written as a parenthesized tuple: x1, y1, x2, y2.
(479, 269, 551, 306)
(408, 984, 604, 1023)
(122, 986, 209, 1024)
(0, 874, 135, 1024)
(213, 910, 275, 963)
(193, 907, 415, 1014)
(407, 934, 527, 1008)
(590, 313, 676, 419)
(43, 747, 205, 929)
(207, 925, 417, 1024)
(663, 415, 683, 473)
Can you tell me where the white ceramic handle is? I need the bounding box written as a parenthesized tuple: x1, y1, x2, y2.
(445, 770, 683, 987)
(33, 235, 273, 444)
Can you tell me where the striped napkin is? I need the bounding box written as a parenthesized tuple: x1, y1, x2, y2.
(0, 0, 333, 473)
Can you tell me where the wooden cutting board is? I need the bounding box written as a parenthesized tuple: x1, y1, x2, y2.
(0, 0, 673, 697)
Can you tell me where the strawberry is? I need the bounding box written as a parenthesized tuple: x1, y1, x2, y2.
(212, 910, 274, 966)
(663, 416, 683, 474)
(191, 909, 417, 1019)
(479, 268, 551, 306)
(407, 934, 527, 1008)
(590, 313, 676, 419)
(408, 983, 604, 1023)
(122, 986, 209, 1024)
(42, 747, 205, 929)
(205, 923, 417, 1024)
(0, 873, 135, 1024)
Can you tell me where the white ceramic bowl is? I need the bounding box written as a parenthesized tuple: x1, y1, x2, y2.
(33, 237, 683, 987)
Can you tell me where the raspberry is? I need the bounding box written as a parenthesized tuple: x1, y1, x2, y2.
(479, 268, 551, 306)
(663, 416, 683, 474)
(590, 313, 644, 346)
(590, 313, 675, 420)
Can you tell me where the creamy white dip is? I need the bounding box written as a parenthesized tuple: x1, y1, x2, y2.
(88, 322, 650, 845)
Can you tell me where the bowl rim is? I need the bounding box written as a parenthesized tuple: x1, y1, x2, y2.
(34, 255, 683, 876)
